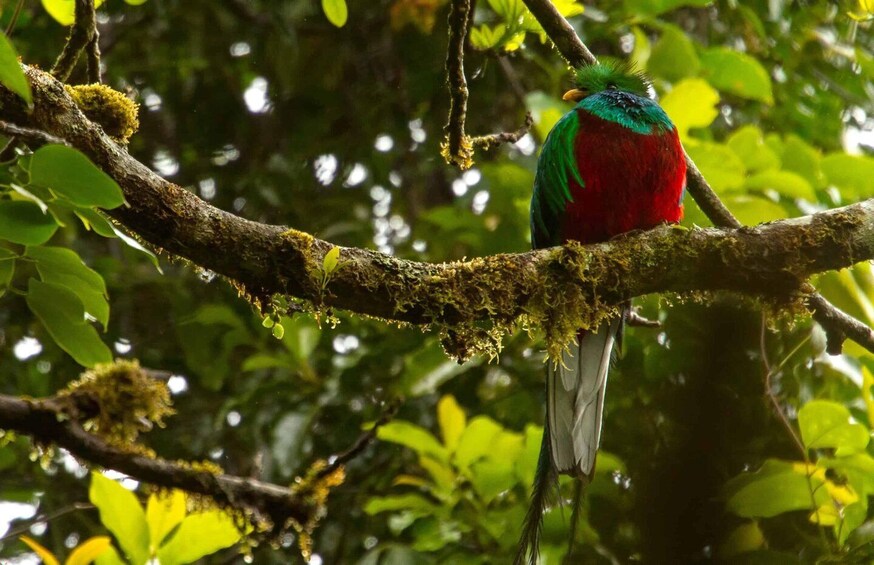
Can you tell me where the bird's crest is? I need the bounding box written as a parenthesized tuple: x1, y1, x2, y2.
(573, 59, 651, 98)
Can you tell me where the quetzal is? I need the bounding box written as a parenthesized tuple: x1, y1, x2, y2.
(516, 61, 686, 564)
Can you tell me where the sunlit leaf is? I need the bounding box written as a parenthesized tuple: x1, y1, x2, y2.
(454, 416, 503, 470)
(798, 400, 869, 455)
(726, 126, 780, 172)
(322, 246, 340, 274)
(29, 145, 125, 209)
(322, 0, 348, 27)
(364, 494, 440, 516)
(89, 473, 150, 565)
(377, 421, 449, 462)
(717, 522, 764, 559)
(437, 395, 466, 452)
(66, 536, 112, 565)
(156, 511, 241, 565)
(622, 0, 712, 17)
(660, 78, 719, 140)
(725, 459, 826, 518)
(744, 170, 815, 201)
(822, 153, 874, 200)
(685, 141, 745, 193)
(20, 535, 60, 565)
(647, 24, 700, 82)
(700, 47, 773, 103)
(41, 0, 106, 25)
(146, 490, 186, 550)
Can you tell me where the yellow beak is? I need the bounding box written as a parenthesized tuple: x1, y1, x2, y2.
(562, 88, 587, 102)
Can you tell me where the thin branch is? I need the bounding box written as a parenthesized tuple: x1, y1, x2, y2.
(444, 0, 533, 168)
(51, 0, 99, 83)
(518, 0, 873, 356)
(471, 112, 534, 149)
(625, 309, 661, 329)
(444, 0, 472, 167)
(0, 503, 95, 544)
(316, 399, 400, 480)
(0, 393, 313, 532)
(0, 121, 69, 147)
(4, 0, 26, 36)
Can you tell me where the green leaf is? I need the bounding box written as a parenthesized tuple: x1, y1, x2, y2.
(19, 536, 60, 565)
(66, 536, 112, 565)
(26, 279, 112, 367)
(700, 47, 773, 103)
(685, 141, 746, 193)
(454, 416, 503, 469)
(822, 153, 874, 200)
(400, 340, 477, 396)
(364, 494, 439, 516)
(89, 473, 150, 565)
(26, 246, 109, 329)
(10, 183, 49, 213)
(647, 24, 700, 82)
(146, 490, 186, 550)
(630, 26, 651, 69)
(727, 126, 780, 172)
(0, 249, 16, 297)
(94, 544, 126, 565)
(745, 170, 815, 201)
(798, 400, 869, 455)
(29, 145, 125, 209)
(470, 458, 516, 502)
(322, 246, 341, 274)
(0, 201, 59, 245)
(470, 25, 505, 51)
(437, 395, 466, 452)
(487, 0, 525, 21)
(725, 459, 826, 518)
(623, 0, 712, 17)
(156, 511, 241, 565)
(660, 78, 719, 140)
(41, 0, 106, 26)
(723, 194, 786, 225)
(74, 208, 118, 238)
(0, 34, 32, 105)
(778, 135, 824, 189)
(377, 421, 449, 462)
(322, 0, 348, 27)
(717, 522, 765, 559)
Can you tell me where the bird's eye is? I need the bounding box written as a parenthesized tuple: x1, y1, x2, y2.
(606, 83, 617, 90)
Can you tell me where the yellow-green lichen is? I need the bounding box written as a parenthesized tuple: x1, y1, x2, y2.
(65, 83, 140, 142)
(59, 359, 174, 445)
(287, 459, 346, 561)
(440, 134, 474, 170)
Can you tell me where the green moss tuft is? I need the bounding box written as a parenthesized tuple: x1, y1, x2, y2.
(65, 83, 140, 142)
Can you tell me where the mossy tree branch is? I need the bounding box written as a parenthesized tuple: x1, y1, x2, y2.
(51, 0, 101, 83)
(0, 392, 313, 532)
(2, 67, 874, 359)
(519, 0, 874, 355)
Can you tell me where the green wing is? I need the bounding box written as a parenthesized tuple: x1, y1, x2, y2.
(530, 109, 583, 249)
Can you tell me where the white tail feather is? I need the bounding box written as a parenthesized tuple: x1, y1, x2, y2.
(546, 320, 620, 477)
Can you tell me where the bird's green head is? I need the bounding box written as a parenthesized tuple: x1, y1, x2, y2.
(562, 60, 651, 102)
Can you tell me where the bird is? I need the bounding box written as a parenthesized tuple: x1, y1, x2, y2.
(516, 60, 687, 564)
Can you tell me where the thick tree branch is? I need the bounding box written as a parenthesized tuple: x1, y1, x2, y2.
(0, 393, 312, 531)
(2, 67, 874, 358)
(519, 0, 874, 354)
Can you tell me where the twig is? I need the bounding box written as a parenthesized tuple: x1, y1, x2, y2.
(0, 503, 95, 544)
(51, 0, 100, 83)
(518, 0, 874, 357)
(444, 0, 472, 167)
(471, 112, 534, 149)
(4, 0, 25, 36)
(0, 393, 312, 532)
(0, 121, 69, 147)
(316, 399, 401, 480)
(625, 309, 661, 328)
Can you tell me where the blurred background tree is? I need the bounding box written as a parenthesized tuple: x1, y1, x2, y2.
(2, 0, 874, 563)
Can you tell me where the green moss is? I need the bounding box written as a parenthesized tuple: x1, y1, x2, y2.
(65, 84, 140, 142)
(59, 359, 174, 446)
